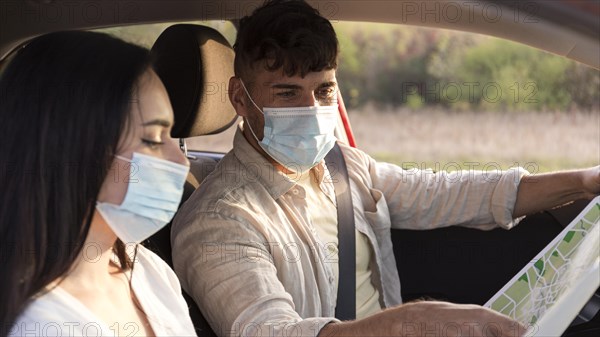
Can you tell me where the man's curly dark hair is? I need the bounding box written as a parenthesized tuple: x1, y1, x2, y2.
(233, 0, 339, 80)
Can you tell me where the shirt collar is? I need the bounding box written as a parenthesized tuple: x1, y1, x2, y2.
(232, 122, 334, 201)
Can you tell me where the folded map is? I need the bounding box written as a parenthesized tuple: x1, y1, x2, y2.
(485, 196, 600, 336)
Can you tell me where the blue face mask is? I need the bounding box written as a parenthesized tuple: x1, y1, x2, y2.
(96, 152, 189, 244)
(240, 80, 339, 173)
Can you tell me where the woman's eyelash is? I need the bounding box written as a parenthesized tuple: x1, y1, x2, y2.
(141, 139, 164, 147)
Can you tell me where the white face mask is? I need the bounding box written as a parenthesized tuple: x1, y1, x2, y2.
(96, 152, 189, 244)
(240, 80, 339, 173)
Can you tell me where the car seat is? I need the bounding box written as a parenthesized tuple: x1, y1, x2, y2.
(146, 24, 238, 337)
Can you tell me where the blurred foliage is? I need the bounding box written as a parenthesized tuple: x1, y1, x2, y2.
(334, 22, 600, 112)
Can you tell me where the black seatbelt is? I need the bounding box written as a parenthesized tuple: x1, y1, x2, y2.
(324, 142, 356, 321)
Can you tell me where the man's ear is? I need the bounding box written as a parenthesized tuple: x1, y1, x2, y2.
(229, 77, 248, 117)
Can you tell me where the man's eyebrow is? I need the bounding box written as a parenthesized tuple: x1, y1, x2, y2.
(270, 81, 338, 90)
(318, 81, 338, 89)
(141, 119, 171, 127)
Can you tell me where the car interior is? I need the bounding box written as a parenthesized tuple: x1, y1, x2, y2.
(1, 1, 598, 336)
(144, 17, 597, 337)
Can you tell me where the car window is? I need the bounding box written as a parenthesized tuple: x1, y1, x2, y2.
(334, 22, 599, 173)
(99, 21, 599, 174)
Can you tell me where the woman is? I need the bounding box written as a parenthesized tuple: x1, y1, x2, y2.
(0, 31, 196, 336)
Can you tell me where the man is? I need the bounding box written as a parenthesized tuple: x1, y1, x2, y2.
(171, 1, 600, 336)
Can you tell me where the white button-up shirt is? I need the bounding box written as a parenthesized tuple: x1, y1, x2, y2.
(171, 126, 527, 337)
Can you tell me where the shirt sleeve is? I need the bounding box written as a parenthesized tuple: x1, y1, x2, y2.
(339, 144, 529, 230)
(372, 159, 528, 230)
(171, 207, 337, 337)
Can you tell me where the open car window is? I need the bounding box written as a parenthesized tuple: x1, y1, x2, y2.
(97, 20, 599, 173)
(335, 22, 599, 173)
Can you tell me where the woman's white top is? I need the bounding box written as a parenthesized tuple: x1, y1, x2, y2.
(9, 245, 197, 337)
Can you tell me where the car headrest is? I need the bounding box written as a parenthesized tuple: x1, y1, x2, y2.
(152, 24, 238, 138)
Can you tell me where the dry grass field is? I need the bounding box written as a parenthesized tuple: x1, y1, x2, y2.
(187, 108, 600, 173)
(348, 107, 600, 173)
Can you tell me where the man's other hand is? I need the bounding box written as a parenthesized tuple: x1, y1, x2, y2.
(320, 301, 528, 336)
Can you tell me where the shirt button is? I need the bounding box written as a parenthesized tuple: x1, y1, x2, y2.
(329, 276, 334, 283)
(292, 189, 299, 195)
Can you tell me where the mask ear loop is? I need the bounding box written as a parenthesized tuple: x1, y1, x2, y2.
(239, 79, 263, 114)
(239, 79, 264, 143)
(115, 155, 133, 163)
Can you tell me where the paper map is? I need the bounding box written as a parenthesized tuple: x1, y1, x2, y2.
(484, 196, 600, 335)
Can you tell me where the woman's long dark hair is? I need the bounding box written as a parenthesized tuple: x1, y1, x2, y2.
(0, 31, 151, 332)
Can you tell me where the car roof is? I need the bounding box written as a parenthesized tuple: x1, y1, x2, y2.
(1, 0, 599, 69)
